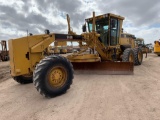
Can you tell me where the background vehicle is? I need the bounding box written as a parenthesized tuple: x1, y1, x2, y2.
(0, 40, 9, 61)
(154, 40, 160, 56)
(134, 38, 149, 53)
(120, 33, 143, 64)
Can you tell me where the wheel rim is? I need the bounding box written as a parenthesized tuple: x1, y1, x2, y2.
(48, 66, 67, 88)
(129, 53, 134, 62)
(138, 51, 142, 62)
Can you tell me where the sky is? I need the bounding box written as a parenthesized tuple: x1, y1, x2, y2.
(0, 0, 160, 46)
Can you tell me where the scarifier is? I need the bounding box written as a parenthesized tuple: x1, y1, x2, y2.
(9, 12, 134, 97)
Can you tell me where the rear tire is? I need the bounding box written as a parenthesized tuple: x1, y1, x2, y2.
(133, 48, 143, 65)
(33, 55, 73, 98)
(122, 48, 134, 62)
(13, 74, 33, 84)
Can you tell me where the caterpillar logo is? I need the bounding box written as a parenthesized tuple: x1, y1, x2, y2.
(67, 35, 73, 39)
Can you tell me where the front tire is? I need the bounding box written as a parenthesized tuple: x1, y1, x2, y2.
(33, 55, 74, 98)
(133, 48, 143, 65)
(122, 48, 134, 62)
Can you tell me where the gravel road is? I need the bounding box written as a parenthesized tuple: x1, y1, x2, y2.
(0, 53, 160, 120)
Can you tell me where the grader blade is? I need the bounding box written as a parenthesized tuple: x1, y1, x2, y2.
(72, 62, 133, 75)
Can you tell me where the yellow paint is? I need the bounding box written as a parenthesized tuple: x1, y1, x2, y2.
(154, 41, 160, 55)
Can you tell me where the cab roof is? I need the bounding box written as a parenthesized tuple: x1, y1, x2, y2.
(135, 38, 144, 41)
(85, 13, 125, 22)
(121, 33, 134, 36)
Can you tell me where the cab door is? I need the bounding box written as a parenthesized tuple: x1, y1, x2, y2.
(110, 18, 120, 46)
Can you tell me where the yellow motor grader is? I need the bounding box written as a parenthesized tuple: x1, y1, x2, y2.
(120, 33, 143, 65)
(9, 12, 139, 98)
(134, 38, 149, 57)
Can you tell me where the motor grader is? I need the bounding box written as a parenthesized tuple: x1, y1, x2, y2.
(9, 12, 138, 98)
(135, 38, 149, 52)
(120, 33, 143, 65)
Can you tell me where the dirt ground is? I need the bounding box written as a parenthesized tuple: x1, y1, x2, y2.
(0, 53, 160, 120)
(0, 61, 10, 82)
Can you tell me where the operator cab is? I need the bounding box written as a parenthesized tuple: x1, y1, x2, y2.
(85, 13, 124, 47)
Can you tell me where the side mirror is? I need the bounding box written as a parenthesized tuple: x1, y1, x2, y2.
(82, 24, 86, 32)
(121, 28, 123, 33)
(29, 33, 33, 36)
(45, 29, 50, 34)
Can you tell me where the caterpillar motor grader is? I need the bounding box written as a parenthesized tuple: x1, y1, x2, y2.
(9, 12, 138, 98)
(135, 38, 149, 54)
(120, 33, 143, 64)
